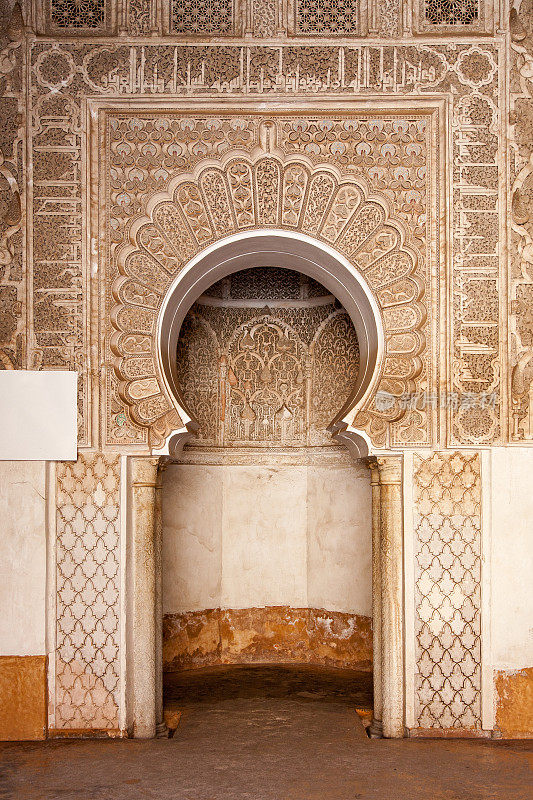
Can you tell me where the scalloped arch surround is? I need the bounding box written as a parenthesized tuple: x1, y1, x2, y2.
(111, 152, 426, 450)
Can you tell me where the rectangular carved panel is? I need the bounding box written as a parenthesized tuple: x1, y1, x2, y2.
(424, 0, 478, 25)
(101, 110, 435, 450)
(170, 0, 235, 34)
(510, 20, 533, 442)
(413, 452, 482, 730)
(295, 0, 360, 35)
(52, 453, 121, 730)
(47, 0, 110, 31)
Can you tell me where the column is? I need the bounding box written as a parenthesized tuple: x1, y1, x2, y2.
(129, 457, 159, 738)
(377, 456, 404, 738)
(154, 460, 169, 737)
(366, 458, 383, 738)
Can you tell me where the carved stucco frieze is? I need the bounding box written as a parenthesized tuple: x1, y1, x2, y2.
(510, 1, 533, 441)
(109, 148, 426, 450)
(35, 0, 495, 38)
(0, 2, 24, 370)
(175, 279, 361, 448)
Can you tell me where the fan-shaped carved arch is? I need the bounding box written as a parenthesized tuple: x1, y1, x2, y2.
(110, 151, 426, 451)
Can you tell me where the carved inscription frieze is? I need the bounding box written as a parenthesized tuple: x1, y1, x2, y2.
(510, 2, 533, 442)
(0, 10, 24, 370)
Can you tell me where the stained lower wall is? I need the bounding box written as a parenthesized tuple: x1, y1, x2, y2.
(162, 449, 372, 671)
(0, 462, 47, 740)
(163, 607, 372, 671)
(490, 449, 533, 738)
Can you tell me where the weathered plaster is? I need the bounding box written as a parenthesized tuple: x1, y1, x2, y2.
(494, 668, 533, 739)
(0, 461, 46, 657)
(163, 607, 372, 672)
(490, 449, 533, 672)
(0, 655, 46, 741)
(162, 455, 372, 616)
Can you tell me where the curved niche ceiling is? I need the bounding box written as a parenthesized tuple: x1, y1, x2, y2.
(176, 267, 360, 447)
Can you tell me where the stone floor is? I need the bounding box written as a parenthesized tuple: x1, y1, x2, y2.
(0, 666, 531, 800)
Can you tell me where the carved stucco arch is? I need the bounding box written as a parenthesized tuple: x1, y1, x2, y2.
(111, 151, 426, 453)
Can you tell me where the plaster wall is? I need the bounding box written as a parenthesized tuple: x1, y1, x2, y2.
(161, 454, 372, 669)
(490, 448, 533, 737)
(0, 461, 46, 657)
(162, 456, 372, 616)
(0, 461, 47, 740)
(490, 448, 533, 672)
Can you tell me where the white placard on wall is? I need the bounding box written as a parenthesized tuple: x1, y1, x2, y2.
(0, 371, 78, 460)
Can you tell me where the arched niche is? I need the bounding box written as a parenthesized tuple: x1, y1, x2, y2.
(155, 230, 385, 459)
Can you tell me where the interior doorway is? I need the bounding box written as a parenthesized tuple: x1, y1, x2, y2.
(160, 265, 373, 734)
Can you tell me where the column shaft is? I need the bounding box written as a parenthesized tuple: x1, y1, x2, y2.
(377, 457, 404, 738)
(130, 457, 159, 739)
(367, 459, 383, 737)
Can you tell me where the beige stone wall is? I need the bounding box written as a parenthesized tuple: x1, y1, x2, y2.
(490, 449, 533, 737)
(0, 461, 47, 740)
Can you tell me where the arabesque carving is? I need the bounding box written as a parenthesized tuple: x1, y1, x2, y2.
(26, 42, 503, 448)
(175, 274, 361, 447)
(510, 1, 533, 441)
(413, 452, 482, 730)
(0, 5, 24, 370)
(52, 453, 122, 731)
(110, 149, 425, 450)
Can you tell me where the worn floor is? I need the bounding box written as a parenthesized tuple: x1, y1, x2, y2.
(0, 665, 531, 800)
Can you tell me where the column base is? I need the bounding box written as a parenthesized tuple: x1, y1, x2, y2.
(156, 721, 169, 739)
(369, 717, 383, 739)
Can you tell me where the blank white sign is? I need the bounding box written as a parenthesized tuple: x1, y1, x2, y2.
(0, 371, 78, 460)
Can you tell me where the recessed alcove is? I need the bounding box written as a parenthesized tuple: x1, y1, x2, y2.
(161, 265, 373, 718)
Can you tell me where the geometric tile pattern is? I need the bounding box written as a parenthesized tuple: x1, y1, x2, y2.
(425, 0, 478, 25)
(54, 454, 121, 730)
(50, 0, 106, 29)
(171, 0, 234, 34)
(413, 452, 482, 729)
(296, 0, 359, 34)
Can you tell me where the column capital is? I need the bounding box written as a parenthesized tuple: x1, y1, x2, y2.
(363, 456, 381, 485)
(131, 456, 160, 488)
(364, 455, 403, 485)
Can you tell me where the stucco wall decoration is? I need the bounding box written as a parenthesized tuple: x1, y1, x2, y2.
(413, 452, 482, 731)
(0, 0, 528, 746)
(26, 40, 504, 451)
(510, 0, 533, 442)
(0, 2, 24, 371)
(51, 453, 122, 732)
(108, 143, 426, 450)
(175, 268, 361, 446)
(35, 0, 496, 37)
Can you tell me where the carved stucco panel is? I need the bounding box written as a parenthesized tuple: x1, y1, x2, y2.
(107, 144, 429, 450)
(510, 1, 533, 442)
(413, 451, 482, 730)
(27, 41, 503, 448)
(0, 10, 25, 371)
(52, 453, 121, 731)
